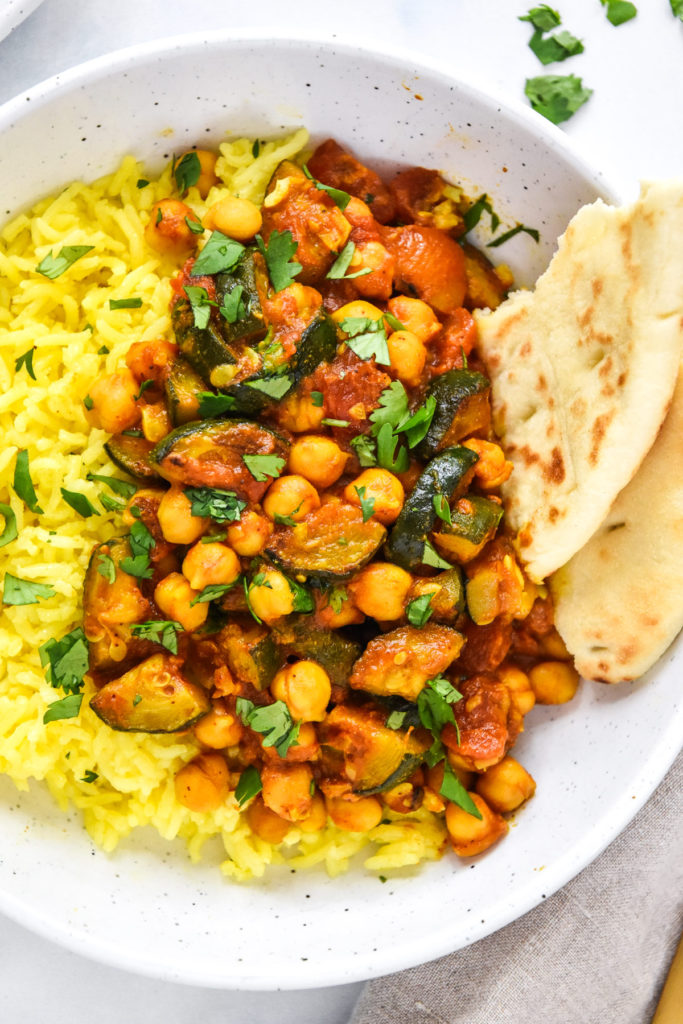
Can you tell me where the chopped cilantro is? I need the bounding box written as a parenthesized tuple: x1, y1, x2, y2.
(61, 488, 100, 519)
(354, 485, 375, 523)
(235, 764, 262, 806)
(173, 150, 201, 192)
(85, 472, 137, 499)
(672, 0, 683, 18)
(197, 391, 237, 417)
(97, 345, 110, 355)
(488, 223, 540, 248)
(302, 165, 352, 210)
(287, 577, 315, 614)
(39, 626, 89, 695)
(321, 418, 350, 428)
(81, 770, 99, 784)
(184, 284, 213, 329)
(219, 283, 247, 323)
(375, 422, 409, 473)
(43, 693, 83, 724)
(463, 194, 500, 234)
(14, 347, 36, 379)
(236, 697, 301, 757)
(99, 493, 126, 513)
(400, 395, 437, 449)
(350, 434, 377, 467)
(406, 592, 434, 628)
(326, 241, 372, 280)
(422, 540, 452, 570)
(528, 27, 584, 64)
(251, 140, 261, 158)
(386, 710, 408, 730)
(340, 316, 391, 366)
(310, 390, 324, 408)
(519, 5, 561, 30)
(185, 486, 246, 522)
(328, 586, 348, 615)
(441, 760, 483, 818)
(134, 379, 155, 402)
(35, 245, 94, 280)
(96, 552, 116, 584)
(136, 179, 150, 189)
(433, 494, 453, 526)
(189, 582, 238, 606)
(130, 620, 183, 654)
(601, 0, 637, 25)
(13, 450, 43, 514)
(524, 74, 593, 124)
(369, 380, 409, 432)
(109, 297, 142, 310)
(185, 216, 205, 235)
(2, 573, 56, 606)
(245, 376, 293, 400)
(0, 504, 18, 548)
(256, 229, 302, 292)
(120, 518, 155, 579)
(83, 395, 94, 411)
(192, 231, 245, 276)
(242, 453, 286, 482)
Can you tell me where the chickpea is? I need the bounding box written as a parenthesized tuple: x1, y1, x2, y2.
(194, 699, 243, 749)
(529, 661, 580, 705)
(144, 199, 202, 256)
(325, 794, 383, 832)
(154, 571, 208, 632)
(348, 562, 412, 621)
(278, 391, 326, 433)
(247, 567, 295, 623)
(297, 791, 328, 833)
(140, 400, 172, 443)
(182, 541, 240, 591)
(205, 195, 263, 240)
(463, 438, 513, 489)
(288, 436, 349, 490)
(540, 627, 571, 660)
(261, 762, 314, 822)
(245, 795, 291, 843)
(157, 487, 208, 545)
(174, 149, 219, 199)
(125, 339, 178, 385)
(382, 780, 423, 814)
(174, 752, 229, 812)
(270, 660, 331, 722)
(387, 295, 441, 345)
(332, 300, 384, 324)
(476, 756, 536, 813)
(343, 468, 405, 525)
(316, 587, 365, 629)
(387, 329, 427, 387)
(85, 368, 140, 434)
(280, 721, 320, 763)
(262, 474, 320, 522)
(226, 509, 273, 556)
(498, 663, 536, 716)
(445, 792, 508, 857)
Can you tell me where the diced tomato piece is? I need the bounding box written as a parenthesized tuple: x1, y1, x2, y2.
(381, 224, 467, 315)
(308, 139, 396, 224)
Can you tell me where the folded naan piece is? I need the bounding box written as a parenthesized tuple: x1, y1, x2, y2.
(550, 362, 683, 682)
(475, 181, 683, 583)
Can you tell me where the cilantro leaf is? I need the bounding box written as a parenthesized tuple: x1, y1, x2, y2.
(197, 391, 238, 417)
(354, 485, 375, 523)
(185, 487, 246, 522)
(119, 553, 153, 579)
(350, 434, 377, 467)
(327, 586, 348, 616)
(13, 450, 43, 514)
(321, 418, 350, 428)
(400, 395, 437, 449)
(15, 347, 36, 380)
(137, 179, 149, 189)
(189, 581, 239, 606)
(433, 494, 453, 526)
(120, 518, 155, 579)
(0, 503, 18, 548)
(86, 472, 137, 499)
(130, 620, 183, 654)
(96, 552, 116, 584)
(601, 0, 637, 26)
(528, 27, 584, 64)
(386, 710, 408, 730)
(235, 765, 263, 806)
(99, 493, 126, 513)
(256, 230, 302, 292)
(43, 693, 83, 724)
(173, 151, 201, 192)
(422, 540, 452, 570)
(192, 232, 245, 276)
(463, 194, 500, 235)
(287, 577, 315, 614)
(2, 573, 56, 606)
(406, 592, 434, 628)
(35, 245, 94, 280)
(524, 74, 593, 124)
(340, 316, 391, 366)
(375, 422, 410, 473)
(219, 283, 247, 324)
(242, 453, 286, 482)
(302, 165, 352, 210)
(440, 760, 483, 818)
(183, 284, 214, 329)
(61, 488, 100, 519)
(109, 297, 143, 310)
(488, 223, 540, 248)
(672, 0, 683, 18)
(39, 627, 89, 695)
(81, 770, 99, 784)
(310, 391, 324, 408)
(519, 4, 561, 30)
(369, 380, 409, 433)
(245, 376, 293, 400)
(326, 241, 372, 280)
(236, 698, 301, 757)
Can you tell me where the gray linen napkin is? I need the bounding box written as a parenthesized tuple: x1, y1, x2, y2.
(352, 750, 683, 1024)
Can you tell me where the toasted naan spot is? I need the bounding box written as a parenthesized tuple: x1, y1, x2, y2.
(475, 180, 683, 582)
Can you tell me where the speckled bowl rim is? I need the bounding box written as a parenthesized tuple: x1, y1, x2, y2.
(0, 0, 43, 44)
(0, 29, 680, 990)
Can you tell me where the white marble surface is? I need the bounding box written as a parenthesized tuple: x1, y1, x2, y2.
(0, 1, 681, 1021)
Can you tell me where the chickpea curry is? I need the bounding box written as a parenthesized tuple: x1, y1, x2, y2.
(82, 139, 580, 861)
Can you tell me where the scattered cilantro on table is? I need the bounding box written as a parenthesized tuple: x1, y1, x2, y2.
(524, 74, 593, 124)
(600, 0, 637, 26)
(672, 0, 683, 19)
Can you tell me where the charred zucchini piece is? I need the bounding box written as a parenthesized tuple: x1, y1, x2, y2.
(320, 704, 428, 795)
(89, 653, 210, 732)
(417, 370, 491, 459)
(349, 623, 464, 701)
(171, 296, 238, 387)
(214, 249, 268, 348)
(83, 539, 155, 674)
(433, 495, 504, 563)
(425, 568, 466, 622)
(219, 617, 283, 690)
(271, 615, 361, 690)
(150, 418, 290, 502)
(386, 446, 479, 572)
(105, 434, 163, 483)
(164, 358, 207, 426)
(288, 309, 338, 380)
(267, 501, 387, 583)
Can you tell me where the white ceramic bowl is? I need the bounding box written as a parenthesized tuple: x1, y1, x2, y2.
(0, 33, 681, 990)
(0, 0, 43, 43)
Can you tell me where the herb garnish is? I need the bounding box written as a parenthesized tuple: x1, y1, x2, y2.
(235, 765, 263, 806)
(422, 540, 452, 570)
(302, 165, 352, 210)
(463, 194, 500, 234)
(184, 284, 213, 329)
(287, 577, 315, 614)
(100, 493, 126, 513)
(40, 626, 89, 723)
(354, 485, 375, 523)
(185, 487, 246, 522)
(524, 74, 592, 124)
(350, 434, 377, 467)
(440, 760, 482, 818)
(245, 376, 293, 400)
(130, 620, 183, 654)
(672, 0, 683, 19)
(488, 224, 540, 248)
(256, 229, 302, 292)
(81, 770, 99, 784)
(96, 552, 116, 584)
(120, 518, 155, 579)
(61, 488, 100, 518)
(15, 347, 36, 379)
(406, 592, 434, 628)
(86, 472, 137, 499)
(35, 245, 94, 280)
(192, 231, 245, 276)
(600, 0, 637, 26)
(519, 5, 561, 30)
(310, 390, 324, 407)
(189, 582, 238, 606)
(433, 494, 453, 526)
(173, 150, 201, 193)
(236, 697, 301, 757)
(109, 297, 143, 310)
(326, 241, 372, 280)
(13, 450, 43, 514)
(0, 504, 18, 548)
(242, 453, 286, 482)
(2, 573, 56, 606)
(340, 316, 391, 366)
(197, 392, 237, 417)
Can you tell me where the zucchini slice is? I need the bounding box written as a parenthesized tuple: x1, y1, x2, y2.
(150, 418, 290, 502)
(288, 309, 338, 380)
(425, 568, 466, 622)
(89, 653, 210, 732)
(386, 446, 479, 572)
(219, 617, 283, 690)
(349, 623, 464, 701)
(214, 249, 268, 348)
(164, 357, 207, 426)
(320, 704, 428, 795)
(172, 297, 238, 386)
(417, 369, 491, 459)
(267, 500, 387, 583)
(105, 434, 163, 483)
(433, 495, 504, 563)
(271, 615, 361, 690)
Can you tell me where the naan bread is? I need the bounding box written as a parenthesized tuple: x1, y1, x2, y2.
(550, 362, 683, 682)
(474, 181, 683, 583)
